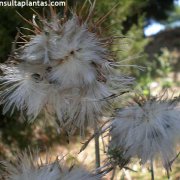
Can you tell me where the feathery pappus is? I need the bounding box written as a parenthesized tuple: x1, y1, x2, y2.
(0, 150, 101, 180)
(0, 64, 49, 121)
(0, 1, 134, 134)
(109, 95, 180, 174)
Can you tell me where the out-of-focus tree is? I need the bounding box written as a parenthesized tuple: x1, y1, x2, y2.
(163, 3, 180, 28)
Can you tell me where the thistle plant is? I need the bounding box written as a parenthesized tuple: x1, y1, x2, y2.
(1, 150, 101, 180)
(108, 95, 180, 178)
(0, 1, 180, 180)
(0, 4, 133, 135)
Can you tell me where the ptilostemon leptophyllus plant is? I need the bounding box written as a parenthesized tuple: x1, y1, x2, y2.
(0, 4, 134, 134)
(109, 95, 180, 174)
(1, 151, 101, 180)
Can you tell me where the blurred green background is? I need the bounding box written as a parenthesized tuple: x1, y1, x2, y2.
(0, 0, 180, 179)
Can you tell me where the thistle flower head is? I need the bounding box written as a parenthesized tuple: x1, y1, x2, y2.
(1, 151, 101, 180)
(109, 95, 180, 172)
(0, 4, 134, 134)
(1, 151, 61, 180)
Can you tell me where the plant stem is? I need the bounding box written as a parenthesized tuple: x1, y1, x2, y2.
(151, 160, 155, 180)
(94, 125, 100, 168)
(110, 167, 116, 180)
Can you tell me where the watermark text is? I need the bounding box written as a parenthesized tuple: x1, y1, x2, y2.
(0, 0, 66, 7)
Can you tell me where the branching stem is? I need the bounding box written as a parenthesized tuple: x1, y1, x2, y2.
(94, 125, 100, 168)
(151, 160, 155, 180)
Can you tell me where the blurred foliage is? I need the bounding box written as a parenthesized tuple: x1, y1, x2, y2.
(137, 48, 177, 95)
(94, 0, 174, 33)
(153, 48, 172, 77)
(0, 108, 71, 158)
(162, 3, 180, 28)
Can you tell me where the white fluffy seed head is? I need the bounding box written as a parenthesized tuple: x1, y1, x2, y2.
(2, 151, 61, 180)
(27, 16, 107, 90)
(2, 151, 101, 180)
(0, 7, 134, 133)
(109, 96, 180, 171)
